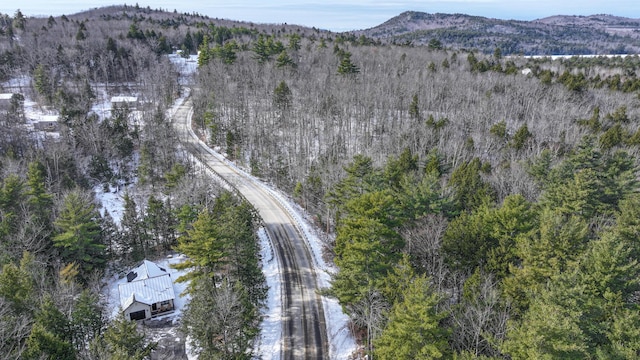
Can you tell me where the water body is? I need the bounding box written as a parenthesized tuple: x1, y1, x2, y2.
(524, 54, 639, 60)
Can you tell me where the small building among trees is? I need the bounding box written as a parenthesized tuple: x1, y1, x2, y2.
(110, 96, 139, 109)
(0, 93, 14, 109)
(0, 93, 24, 111)
(33, 121, 59, 132)
(118, 260, 176, 321)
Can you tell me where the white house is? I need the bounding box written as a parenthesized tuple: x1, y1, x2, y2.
(0, 93, 13, 108)
(110, 96, 139, 109)
(0, 93, 22, 111)
(118, 260, 176, 321)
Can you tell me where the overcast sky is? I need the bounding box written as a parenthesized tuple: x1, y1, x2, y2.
(2, 1, 640, 32)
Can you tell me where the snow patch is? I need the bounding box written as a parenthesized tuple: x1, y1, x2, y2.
(2, 75, 31, 89)
(94, 184, 125, 225)
(253, 227, 282, 360)
(168, 54, 199, 84)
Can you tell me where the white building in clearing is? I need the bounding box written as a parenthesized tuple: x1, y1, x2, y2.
(0, 93, 13, 108)
(110, 96, 139, 109)
(118, 260, 176, 321)
(0, 93, 22, 110)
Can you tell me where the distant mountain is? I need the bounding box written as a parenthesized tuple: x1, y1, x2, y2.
(359, 11, 640, 55)
(57, 5, 329, 37)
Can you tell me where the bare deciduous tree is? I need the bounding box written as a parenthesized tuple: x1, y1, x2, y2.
(449, 273, 509, 357)
(400, 214, 449, 293)
(347, 289, 389, 358)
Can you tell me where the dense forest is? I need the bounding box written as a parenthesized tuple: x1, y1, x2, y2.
(1, 4, 640, 359)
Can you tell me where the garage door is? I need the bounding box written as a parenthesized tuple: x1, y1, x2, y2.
(129, 310, 146, 320)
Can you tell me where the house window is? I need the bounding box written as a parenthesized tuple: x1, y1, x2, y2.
(158, 300, 172, 311)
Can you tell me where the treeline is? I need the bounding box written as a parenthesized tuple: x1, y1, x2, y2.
(460, 51, 640, 95)
(0, 5, 327, 85)
(190, 27, 640, 358)
(523, 55, 640, 93)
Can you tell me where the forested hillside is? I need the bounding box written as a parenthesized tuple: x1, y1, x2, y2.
(192, 17, 640, 359)
(361, 11, 640, 55)
(1, 3, 640, 359)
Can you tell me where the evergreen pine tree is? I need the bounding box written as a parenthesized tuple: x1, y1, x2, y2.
(23, 294, 75, 360)
(71, 290, 104, 355)
(26, 161, 53, 227)
(337, 52, 360, 75)
(275, 50, 295, 69)
(53, 190, 106, 281)
(0, 252, 36, 314)
(409, 93, 421, 120)
(375, 275, 450, 359)
(90, 314, 156, 360)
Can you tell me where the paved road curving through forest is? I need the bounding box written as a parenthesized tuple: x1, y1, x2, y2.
(172, 97, 328, 359)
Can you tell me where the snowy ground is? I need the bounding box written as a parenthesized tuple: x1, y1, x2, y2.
(254, 227, 283, 359)
(168, 53, 199, 84)
(89, 92, 143, 125)
(23, 99, 58, 124)
(95, 184, 126, 225)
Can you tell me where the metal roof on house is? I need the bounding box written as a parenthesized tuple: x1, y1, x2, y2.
(118, 273, 175, 311)
(126, 259, 168, 282)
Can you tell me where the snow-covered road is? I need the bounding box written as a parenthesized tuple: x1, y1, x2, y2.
(170, 95, 355, 359)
